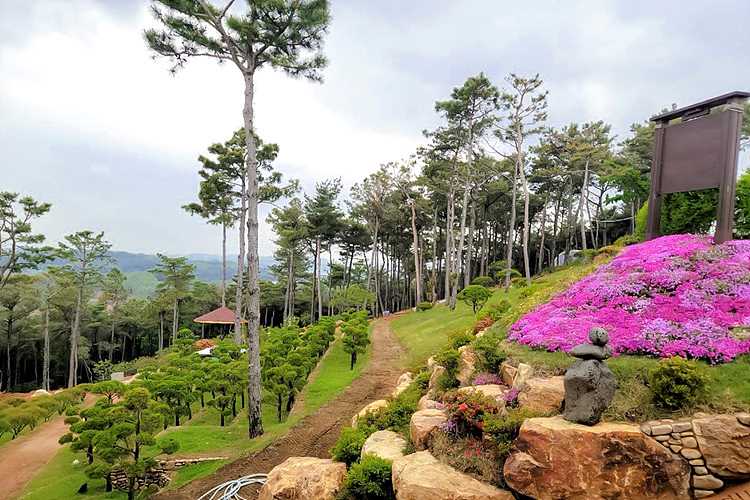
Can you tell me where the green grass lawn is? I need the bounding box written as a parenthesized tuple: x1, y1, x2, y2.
(391, 261, 602, 370)
(299, 324, 373, 414)
(20, 323, 375, 499)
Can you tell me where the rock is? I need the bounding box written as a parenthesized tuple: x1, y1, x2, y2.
(512, 363, 533, 388)
(562, 359, 616, 425)
(651, 424, 673, 436)
(693, 414, 750, 479)
(417, 395, 442, 410)
(500, 362, 517, 386)
(681, 448, 702, 460)
(427, 365, 446, 398)
(410, 409, 447, 450)
(693, 490, 715, 498)
(393, 372, 414, 398)
(352, 399, 389, 427)
(640, 423, 653, 435)
(361, 430, 407, 462)
(475, 329, 488, 339)
(690, 459, 705, 466)
(738, 413, 750, 426)
(517, 376, 565, 414)
(427, 356, 438, 372)
(392, 451, 514, 500)
(32, 389, 50, 397)
(258, 457, 346, 500)
(456, 346, 478, 386)
(692, 474, 724, 490)
(681, 437, 698, 448)
(694, 466, 709, 475)
(672, 421, 692, 433)
(457, 384, 508, 404)
(503, 416, 690, 500)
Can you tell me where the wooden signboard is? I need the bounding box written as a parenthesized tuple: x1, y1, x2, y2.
(645, 91, 749, 243)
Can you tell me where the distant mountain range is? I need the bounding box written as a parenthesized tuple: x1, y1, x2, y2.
(40, 251, 276, 298)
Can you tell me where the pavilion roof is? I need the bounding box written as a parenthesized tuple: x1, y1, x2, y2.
(193, 306, 246, 325)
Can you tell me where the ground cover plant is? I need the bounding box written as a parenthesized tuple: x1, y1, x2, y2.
(509, 235, 750, 363)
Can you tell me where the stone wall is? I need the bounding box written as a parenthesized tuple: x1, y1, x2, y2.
(641, 413, 750, 498)
(110, 457, 227, 492)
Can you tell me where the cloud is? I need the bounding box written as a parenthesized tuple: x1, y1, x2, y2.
(2, 0, 749, 258)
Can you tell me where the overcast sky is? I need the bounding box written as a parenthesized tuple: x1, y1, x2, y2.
(2, 0, 749, 256)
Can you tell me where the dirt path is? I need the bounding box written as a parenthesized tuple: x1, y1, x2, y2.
(157, 316, 405, 500)
(1, 415, 73, 499)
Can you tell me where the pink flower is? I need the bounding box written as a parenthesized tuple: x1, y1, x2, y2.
(509, 235, 750, 363)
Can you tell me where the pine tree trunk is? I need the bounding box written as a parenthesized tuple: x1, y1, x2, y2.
(504, 162, 518, 290)
(444, 192, 454, 301)
(234, 163, 248, 344)
(109, 317, 115, 362)
(579, 160, 590, 251)
(172, 298, 179, 344)
(315, 238, 322, 320)
(243, 71, 263, 439)
(42, 307, 50, 391)
(158, 312, 164, 353)
(451, 182, 471, 309)
(68, 284, 83, 388)
(221, 221, 227, 307)
(537, 196, 548, 273)
(464, 202, 475, 288)
(519, 155, 532, 285)
(6, 314, 12, 392)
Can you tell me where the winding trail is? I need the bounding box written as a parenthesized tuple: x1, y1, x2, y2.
(156, 316, 405, 500)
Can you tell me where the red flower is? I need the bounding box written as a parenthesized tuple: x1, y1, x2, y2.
(458, 402, 469, 412)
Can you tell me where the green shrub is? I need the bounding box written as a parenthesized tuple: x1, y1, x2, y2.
(613, 233, 641, 246)
(647, 357, 708, 410)
(449, 331, 474, 350)
(483, 300, 510, 321)
(338, 455, 395, 500)
(511, 277, 527, 288)
(484, 407, 543, 456)
(435, 348, 460, 391)
(457, 285, 492, 313)
(331, 427, 370, 467)
(360, 375, 427, 435)
(519, 287, 534, 299)
(472, 331, 507, 372)
(416, 301, 434, 311)
(471, 276, 495, 288)
(634, 201, 648, 239)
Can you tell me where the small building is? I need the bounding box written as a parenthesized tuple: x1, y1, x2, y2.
(193, 306, 246, 339)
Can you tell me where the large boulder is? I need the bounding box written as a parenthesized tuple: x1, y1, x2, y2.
(392, 372, 414, 398)
(693, 414, 750, 479)
(456, 346, 478, 386)
(457, 384, 508, 404)
(361, 430, 407, 462)
(258, 457, 346, 500)
(504, 416, 690, 500)
(410, 408, 447, 450)
(392, 451, 514, 500)
(352, 399, 389, 427)
(517, 376, 565, 414)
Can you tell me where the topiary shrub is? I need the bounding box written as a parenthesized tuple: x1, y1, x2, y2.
(613, 233, 641, 247)
(457, 285, 492, 313)
(647, 357, 708, 410)
(472, 331, 507, 373)
(331, 426, 371, 467)
(338, 455, 395, 500)
(482, 300, 510, 322)
(416, 301, 434, 311)
(471, 276, 495, 288)
(449, 330, 474, 350)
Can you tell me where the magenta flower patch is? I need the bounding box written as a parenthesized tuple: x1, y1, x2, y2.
(509, 235, 750, 363)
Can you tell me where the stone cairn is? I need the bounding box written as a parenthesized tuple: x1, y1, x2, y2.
(562, 327, 617, 425)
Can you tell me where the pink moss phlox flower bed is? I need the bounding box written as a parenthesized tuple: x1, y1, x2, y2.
(509, 235, 750, 363)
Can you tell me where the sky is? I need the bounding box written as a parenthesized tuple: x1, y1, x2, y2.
(2, 0, 749, 257)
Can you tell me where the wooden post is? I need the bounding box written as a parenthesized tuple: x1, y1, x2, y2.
(715, 99, 744, 243)
(645, 123, 666, 241)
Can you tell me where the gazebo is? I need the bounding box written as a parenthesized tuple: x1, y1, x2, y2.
(193, 306, 246, 338)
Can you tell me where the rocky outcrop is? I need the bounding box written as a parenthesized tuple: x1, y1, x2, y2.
(258, 457, 346, 500)
(511, 363, 533, 388)
(361, 430, 407, 462)
(392, 451, 514, 500)
(504, 416, 690, 500)
(457, 384, 508, 404)
(693, 414, 750, 479)
(352, 399, 389, 427)
(456, 346, 478, 386)
(392, 372, 414, 398)
(427, 364, 446, 399)
(517, 376, 565, 413)
(410, 408, 447, 450)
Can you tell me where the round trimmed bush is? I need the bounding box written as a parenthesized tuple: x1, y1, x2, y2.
(647, 357, 708, 410)
(339, 455, 395, 499)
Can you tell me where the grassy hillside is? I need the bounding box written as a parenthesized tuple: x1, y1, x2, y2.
(391, 260, 602, 370)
